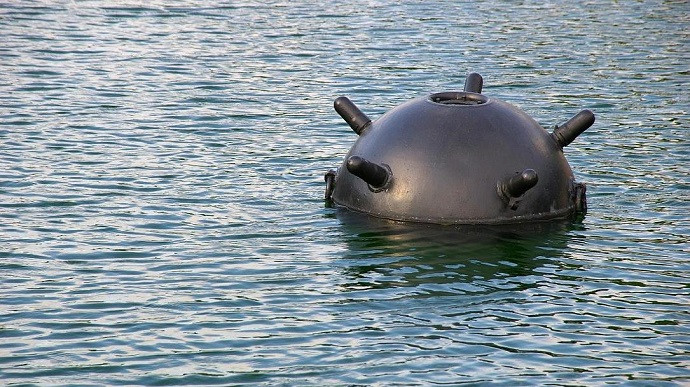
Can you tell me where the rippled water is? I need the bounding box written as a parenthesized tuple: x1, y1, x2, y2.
(1, 1, 688, 385)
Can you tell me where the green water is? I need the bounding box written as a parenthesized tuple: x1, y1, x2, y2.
(1, 1, 688, 385)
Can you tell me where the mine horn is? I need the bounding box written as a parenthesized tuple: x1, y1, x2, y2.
(498, 169, 539, 209)
(334, 97, 371, 135)
(552, 110, 595, 148)
(464, 73, 483, 94)
(346, 156, 391, 190)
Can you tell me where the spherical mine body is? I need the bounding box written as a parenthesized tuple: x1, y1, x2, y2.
(325, 74, 593, 225)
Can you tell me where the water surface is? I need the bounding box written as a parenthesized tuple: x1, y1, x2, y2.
(1, 1, 688, 385)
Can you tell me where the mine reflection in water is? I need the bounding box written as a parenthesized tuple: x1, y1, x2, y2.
(334, 209, 577, 293)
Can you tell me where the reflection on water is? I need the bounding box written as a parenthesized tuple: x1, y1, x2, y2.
(335, 209, 578, 292)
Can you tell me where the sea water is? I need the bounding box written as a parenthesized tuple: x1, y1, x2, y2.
(1, 1, 688, 384)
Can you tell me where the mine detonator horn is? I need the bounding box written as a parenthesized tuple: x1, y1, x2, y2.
(552, 110, 595, 148)
(498, 169, 539, 210)
(334, 97, 371, 135)
(346, 156, 391, 191)
(464, 73, 484, 94)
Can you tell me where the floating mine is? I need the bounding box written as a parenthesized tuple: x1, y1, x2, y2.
(324, 73, 594, 225)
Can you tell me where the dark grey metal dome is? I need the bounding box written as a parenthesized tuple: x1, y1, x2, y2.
(324, 73, 594, 225)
